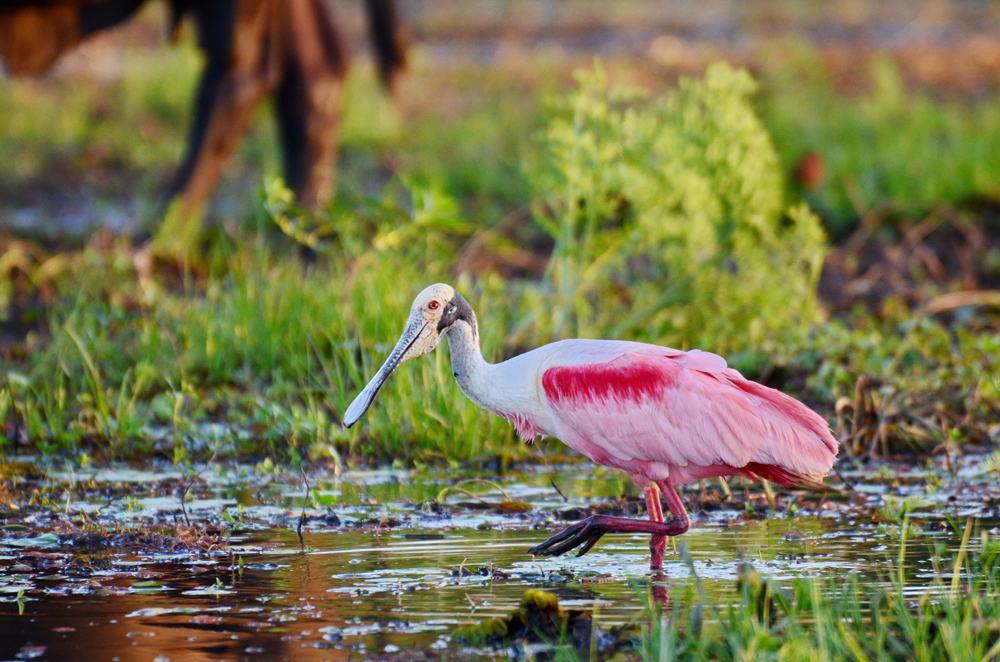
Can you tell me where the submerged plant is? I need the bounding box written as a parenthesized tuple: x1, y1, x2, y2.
(528, 61, 827, 353)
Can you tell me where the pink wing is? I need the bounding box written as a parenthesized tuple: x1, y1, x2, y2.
(538, 342, 837, 487)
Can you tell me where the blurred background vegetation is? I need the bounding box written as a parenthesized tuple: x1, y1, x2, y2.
(0, 0, 998, 466)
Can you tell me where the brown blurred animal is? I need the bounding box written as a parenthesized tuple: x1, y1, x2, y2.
(0, 0, 406, 226)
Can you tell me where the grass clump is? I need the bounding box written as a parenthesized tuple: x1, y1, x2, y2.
(643, 520, 1000, 662)
(528, 62, 827, 353)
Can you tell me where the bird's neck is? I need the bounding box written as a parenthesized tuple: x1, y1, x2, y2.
(444, 319, 495, 409)
(444, 317, 543, 442)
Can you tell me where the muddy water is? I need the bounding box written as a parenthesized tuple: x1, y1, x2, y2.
(1, 458, 999, 661)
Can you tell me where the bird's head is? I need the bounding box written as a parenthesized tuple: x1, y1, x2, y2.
(343, 283, 476, 427)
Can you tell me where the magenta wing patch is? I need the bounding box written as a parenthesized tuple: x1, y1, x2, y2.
(541, 358, 678, 407)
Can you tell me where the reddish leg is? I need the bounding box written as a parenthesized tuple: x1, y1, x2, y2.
(659, 478, 691, 536)
(528, 479, 691, 569)
(646, 484, 667, 571)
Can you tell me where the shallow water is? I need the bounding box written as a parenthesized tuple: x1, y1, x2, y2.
(1, 457, 999, 661)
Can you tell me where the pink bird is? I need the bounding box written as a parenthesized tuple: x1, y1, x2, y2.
(344, 284, 839, 570)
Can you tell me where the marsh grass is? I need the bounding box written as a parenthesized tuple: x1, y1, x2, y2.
(2, 208, 996, 465)
(0, 40, 999, 463)
(0, 218, 526, 463)
(0, 40, 199, 187)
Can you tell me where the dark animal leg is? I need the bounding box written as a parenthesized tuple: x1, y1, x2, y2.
(529, 479, 690, 567)
(275, 0, 345, 209)
(166, 0, 234, 207)
(164, 0, 279, 232)
(78, 0, 146, 35)
(365, 0, 407, 91)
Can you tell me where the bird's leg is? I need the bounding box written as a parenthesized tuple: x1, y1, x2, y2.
(528, 480, 690, 561)
(659, 478, 691, 536)
(646, 484, 667, 571)
(649, 480, 692, 570)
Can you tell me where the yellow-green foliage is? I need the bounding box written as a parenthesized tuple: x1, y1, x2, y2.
(530, 62, 827, 352)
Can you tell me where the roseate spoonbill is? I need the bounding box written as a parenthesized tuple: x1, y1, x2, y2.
(344, 284, 839, 570)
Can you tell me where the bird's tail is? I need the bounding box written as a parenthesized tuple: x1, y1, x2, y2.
(739, 462, 832, 489)
(795, 473, 833, 489)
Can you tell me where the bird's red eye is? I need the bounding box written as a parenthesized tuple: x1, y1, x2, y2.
(428, 301, 440, 310)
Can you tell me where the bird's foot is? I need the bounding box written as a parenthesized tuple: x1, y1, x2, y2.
(529, 515, 609, 558)
(529, 515, 687, 559)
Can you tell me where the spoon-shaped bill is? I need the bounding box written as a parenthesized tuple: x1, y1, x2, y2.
(343, 317, 429, 427)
